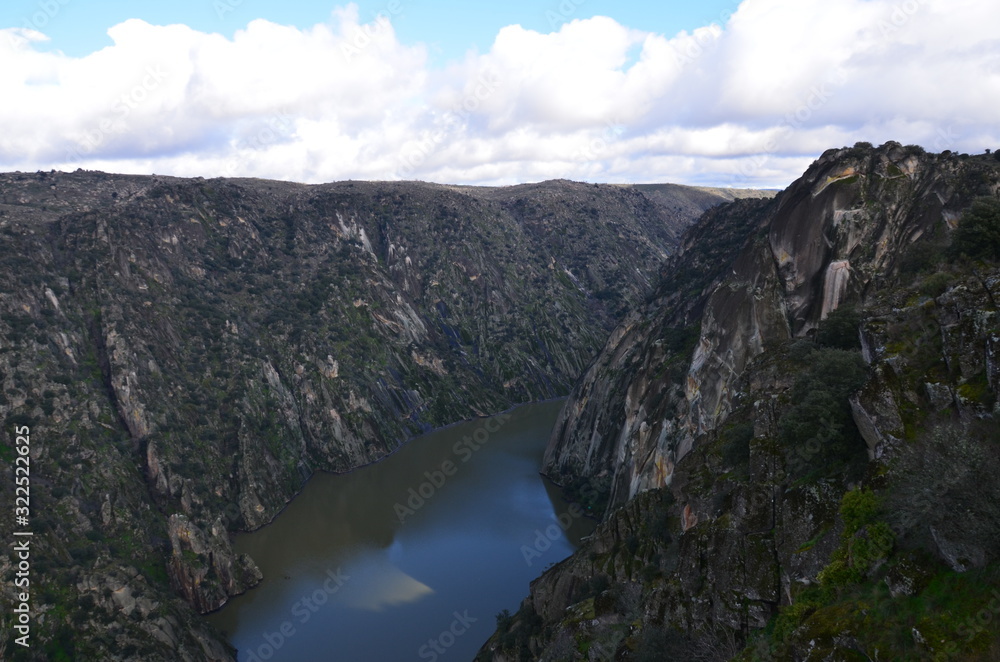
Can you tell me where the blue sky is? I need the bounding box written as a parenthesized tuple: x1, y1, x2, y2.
(1, 0, 997, 187)
(1, 0, 740, 63)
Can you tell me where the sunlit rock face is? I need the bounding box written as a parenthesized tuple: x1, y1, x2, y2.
(544, 142, 988, 511)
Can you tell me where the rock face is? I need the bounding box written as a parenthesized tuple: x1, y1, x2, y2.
(543, 196, 781, 509)
(0, 170, 751, 660)
(481, 143, 1000, 660)
(166, 514, 262, 614)
(544, 142, 997, 511)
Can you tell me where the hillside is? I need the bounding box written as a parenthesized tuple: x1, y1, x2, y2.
(478, 142, 1000, 660)
(0, 171, 748, 660)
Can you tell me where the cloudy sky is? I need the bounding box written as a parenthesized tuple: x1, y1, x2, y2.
(1, 0, 998, 188)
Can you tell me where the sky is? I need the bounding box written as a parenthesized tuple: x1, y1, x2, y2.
(1, 0, 998, 188)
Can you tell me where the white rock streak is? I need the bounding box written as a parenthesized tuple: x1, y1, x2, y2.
(821, 260, 851, 319)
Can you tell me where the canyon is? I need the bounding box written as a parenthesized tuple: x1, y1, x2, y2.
(1, 142, 998, 661)
(0, 170, 762, 660)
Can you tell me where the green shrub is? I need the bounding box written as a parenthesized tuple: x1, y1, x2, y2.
(817, 307, 862, 350)
(817, 556, 861, 586)
(851, 521, 894, 573)
(778, 349, 869, 479)
(950, 196, 1000, 261)
(899, 240, 945, 275)
(819, 489, 894, 588)
(840, 487, 880, 535)
(787, 338, 818, 363)
(918, 272, 951, 297)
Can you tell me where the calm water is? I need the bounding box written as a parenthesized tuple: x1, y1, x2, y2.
(207, 399, 595, 662)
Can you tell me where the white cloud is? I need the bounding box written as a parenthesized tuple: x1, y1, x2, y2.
(1, 0, 998, 188)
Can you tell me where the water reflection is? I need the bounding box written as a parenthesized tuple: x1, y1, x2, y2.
(338, 554, 434, 612)
(208, 400, 595, 662)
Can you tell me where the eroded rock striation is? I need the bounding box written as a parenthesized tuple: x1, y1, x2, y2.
(482, 142, 1000, 660)
(0, 171, 749, 660)
(544, 141, 996, 510)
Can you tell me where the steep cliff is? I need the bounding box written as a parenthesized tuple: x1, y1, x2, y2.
(0, 171, 746, 660)
(481, 143, 1000, 660)
(545, 141, 997, 511)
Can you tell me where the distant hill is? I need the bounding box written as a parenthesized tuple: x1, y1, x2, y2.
(630, 182, 777, 218)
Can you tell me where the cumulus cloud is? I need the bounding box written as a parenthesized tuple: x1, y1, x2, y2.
(1, 0, 998, 187)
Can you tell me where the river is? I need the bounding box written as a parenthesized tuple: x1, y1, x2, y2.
(206, 399, 596, 661)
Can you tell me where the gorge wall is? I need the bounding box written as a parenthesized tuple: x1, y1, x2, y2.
(0, 172, 750, 661)
(544, 141, 996, 510)
(480, 142, 1000, 660)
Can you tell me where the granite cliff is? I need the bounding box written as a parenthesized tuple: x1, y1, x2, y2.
(545, 141, 997, 509)
(480, 142, 1000, 660)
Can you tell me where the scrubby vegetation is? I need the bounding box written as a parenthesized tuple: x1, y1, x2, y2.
(744, 475, 1000, 661)
(817, 306, 862, 350)
(0, 170, 731, 660)
(951, 196, 1000, 261)
(478, 144, 1000, 662)
(777, 345, 869, 480)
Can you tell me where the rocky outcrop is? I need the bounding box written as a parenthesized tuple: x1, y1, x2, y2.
(479, 342, 849, 661)
(542, 196, 782, 509)
(166, 515, 262, 614)
(482, 143, 1000, 660)
(544, 142, 998, 512)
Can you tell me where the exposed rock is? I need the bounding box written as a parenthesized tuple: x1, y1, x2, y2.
(0, 170, 749, 659)
(482, 144, 1000, 660)
(545, 142, 998, 512)
(166, 514, 262, 614)
(821, 260, 851, 319)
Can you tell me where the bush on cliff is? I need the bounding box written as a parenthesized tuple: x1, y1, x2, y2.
(778, 348, 869, 480)
(951, 196, 1000, 261)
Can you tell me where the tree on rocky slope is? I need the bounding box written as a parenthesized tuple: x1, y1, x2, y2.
(951, 196, 1000, 261)
(778, 346, 869, 479)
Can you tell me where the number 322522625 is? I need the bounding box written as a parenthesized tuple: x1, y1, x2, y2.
(14, 425, 30, 515)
